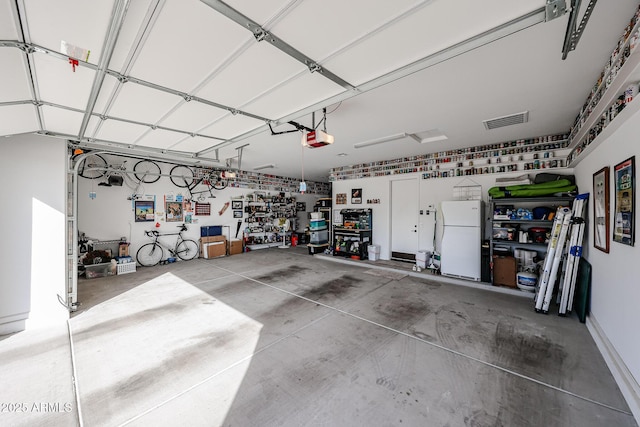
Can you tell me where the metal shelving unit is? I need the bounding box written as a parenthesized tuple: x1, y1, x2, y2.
(489, 196, 575, 285)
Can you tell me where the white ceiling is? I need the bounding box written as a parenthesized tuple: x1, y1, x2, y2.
(1, 0, 639, 181)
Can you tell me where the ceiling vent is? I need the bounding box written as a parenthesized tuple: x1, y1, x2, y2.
(483, 111, 529, 130)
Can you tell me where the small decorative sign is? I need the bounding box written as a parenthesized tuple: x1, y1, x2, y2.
(351, 188, 362, 204)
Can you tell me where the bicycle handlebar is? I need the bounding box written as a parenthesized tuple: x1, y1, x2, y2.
(145, 225, 186, 237)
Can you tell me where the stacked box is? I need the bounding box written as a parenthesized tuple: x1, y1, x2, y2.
(228, 239, 243, 255)
(200, 235, 226, 258)
(493, 255, 517, 287)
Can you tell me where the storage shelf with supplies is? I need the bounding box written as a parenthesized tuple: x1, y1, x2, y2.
(332, 209, 373, 260)
(489, 196, 574, 288)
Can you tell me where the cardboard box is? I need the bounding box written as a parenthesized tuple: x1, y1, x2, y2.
(200, 236, 226, 258)
(201, 235, 226, 243)
(204, 241, 226, 259)
(493, 255, 517, 288)
(118, 243, 129, 257)
(228, 239, 243, 255)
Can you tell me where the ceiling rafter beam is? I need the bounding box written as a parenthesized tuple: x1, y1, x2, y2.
(32, 100, 227, 143)
(12, 1, 44, 131)
(200, 0, 356, 91)
(77, 0, 131, 140)
(46, 131, 221, 164)
(89, 0, 167, 140)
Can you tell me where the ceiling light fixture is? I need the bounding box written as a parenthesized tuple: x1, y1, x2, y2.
(254, 163, 276, 171)
(353, 132, 409, 149)
(419, 135, 448, 143)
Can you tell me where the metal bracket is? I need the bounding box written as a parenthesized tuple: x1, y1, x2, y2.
(545, 0, 567, 22)
(562, 0, 598, 59)
(200, 0, 355, 90)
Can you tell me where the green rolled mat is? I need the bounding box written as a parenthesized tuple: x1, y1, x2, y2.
(488, 179, 577, 198)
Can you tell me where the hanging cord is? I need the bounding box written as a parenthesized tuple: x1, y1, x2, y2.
(300, 139, 305, 183)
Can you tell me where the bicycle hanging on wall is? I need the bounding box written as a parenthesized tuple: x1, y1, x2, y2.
(136, 224, 199, 266)
(169, 165, 228, 202)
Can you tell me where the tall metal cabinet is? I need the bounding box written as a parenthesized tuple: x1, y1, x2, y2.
(333, 209, 373, 260)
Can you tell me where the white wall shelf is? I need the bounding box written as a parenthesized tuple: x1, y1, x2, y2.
(568, 6, 640, 166)
(330, 134, 569, 181)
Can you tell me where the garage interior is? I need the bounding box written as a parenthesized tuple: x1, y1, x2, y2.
(1, 0, 640, 426)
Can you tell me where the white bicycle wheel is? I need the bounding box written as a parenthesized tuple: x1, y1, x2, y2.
(134, 160, 161, 183)
(136, 243, 164, 266)
(170, 165, 195, 188)
(176, 239, 199, 260)
(78, 154, 107, 179)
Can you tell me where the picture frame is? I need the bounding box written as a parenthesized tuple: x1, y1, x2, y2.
(233, 210, 243, 218)
(166, 201, 183, 222)
(613, 156, 635, 246)
(134, 200, 155, 222)
(351, 188, 362, 204)
(593, 166, 610, 253)
(232, 200, 243, 210)
(336, 193, 347, 204)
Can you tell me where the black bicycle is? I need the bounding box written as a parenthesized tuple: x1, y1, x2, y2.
(76, 152, 161, 184)
(169, 165, 228, 201)
(136, 224, 199, 266)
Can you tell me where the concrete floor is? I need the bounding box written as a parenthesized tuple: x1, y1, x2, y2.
(0, 247, 637, 426)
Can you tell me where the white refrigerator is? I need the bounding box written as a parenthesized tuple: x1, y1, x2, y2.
(440, 200, 483, 281)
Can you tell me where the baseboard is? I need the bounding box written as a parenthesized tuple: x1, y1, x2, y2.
(587, 314, 640, 423)
(0, 319, 26, 336)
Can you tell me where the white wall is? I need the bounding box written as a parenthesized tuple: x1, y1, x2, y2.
(77, 158, 327, 257)
(573, 109, 640, 393)
(0, 134, 68, 334)
(332, 169, 575, 261)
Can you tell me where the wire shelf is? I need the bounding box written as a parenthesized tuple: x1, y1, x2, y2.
(453, 178, 482, 200)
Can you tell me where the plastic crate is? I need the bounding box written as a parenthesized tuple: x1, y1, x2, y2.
(117, 263, 137, 275)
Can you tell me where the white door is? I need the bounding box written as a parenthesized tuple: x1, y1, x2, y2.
(441, 225, 481, 280)
(391, 178, 418, 260)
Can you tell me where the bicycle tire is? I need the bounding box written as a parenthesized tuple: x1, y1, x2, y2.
(136, 243, 164, 266)
(170, 165, 195, 188)
(133, 160, 161, 183)
(78, 154, 108, 179)
(175, 239, 199, 260)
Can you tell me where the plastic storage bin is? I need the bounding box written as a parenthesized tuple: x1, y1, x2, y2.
(368, 245, 380, 261)
(415, 250, 431, 268)
(309, 219, 327, 230)
(117, 262, 137, 275)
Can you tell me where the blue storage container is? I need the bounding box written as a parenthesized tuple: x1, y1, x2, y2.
(201, 226, 222, 237)
(309, 219, 327, 230)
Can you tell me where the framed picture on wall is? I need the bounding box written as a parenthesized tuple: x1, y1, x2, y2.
(593, 166, 610, 253)
(613, 156, 635, 246)
(233, 210, 243, 218)
(232, 200, 243, 210)
(134, 200, 155, 222)
(351, 188, 362, 204)
(166, 201, 183, 222)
